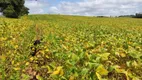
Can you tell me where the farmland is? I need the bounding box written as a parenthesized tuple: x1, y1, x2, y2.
(0, 15, 142, 80)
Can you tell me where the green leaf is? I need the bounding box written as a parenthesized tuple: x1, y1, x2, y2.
(71, 53, 79, 62)
(0, 55, 6, 61)
(36, 75, 43, 80)
(21, 74, 30, 80)
(98, 53, 110, 61)
(114, 65, 129, 80)
(81, 68, 89, 75)
(96, 65, 108, 76)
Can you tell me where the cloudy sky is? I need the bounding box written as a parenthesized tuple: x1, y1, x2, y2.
(25, 0, 142, 16)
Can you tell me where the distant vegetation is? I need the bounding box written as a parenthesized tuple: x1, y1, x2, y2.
(119, 13, 142, 18)
(95, 13, 142, 18)
(134, 13, 142, 18)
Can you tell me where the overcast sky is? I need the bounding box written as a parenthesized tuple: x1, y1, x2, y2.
(25, 0, 142, 16)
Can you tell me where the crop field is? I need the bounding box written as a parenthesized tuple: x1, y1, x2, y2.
(0, 15, 142, 80)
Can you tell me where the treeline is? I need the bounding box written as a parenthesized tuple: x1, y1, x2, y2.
(119, 13, 142, 18)
(134, 13, 142, 18)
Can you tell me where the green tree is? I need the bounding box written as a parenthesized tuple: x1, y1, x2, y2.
(0, 0, 29, 18)
(135, 13, 142, 18)
(3, 5, 17, 18)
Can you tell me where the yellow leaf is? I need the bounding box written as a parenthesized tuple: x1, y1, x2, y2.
(132, 77, 140, 80)
(14, 68, 20, 71)
(115, 68, 126, 73)
(132, 61, 138, 68)
(1, 37, 7, 41)
(12, 61, 14, 65)
(96, 65, 108, 76)
(51, 66, 63, 76)
(36, 75, 43, 80)
(46, 66, 52, 73)
(31, 47, 35, 51)
(40, 51, 45, 55)
(99, 53, 110, 61)
(56, 66, 63, 71)
(96, 72, 102, 80)
(115, 52, 120, 57)
(14, 45, 18, 48)
(30, 57, 34, 61)
(25, 62, 30, 66)
(69, 76, 75, 80)
(46, 55, 49, 58)
(0, 55, 6, 61)
(52, 70, 60, 75)
(85, 52, 89, 59)
(16, 63, 20, 66)
(115, 67, 129, 80)
(120, 52, 126, 57)
(60, 69, 64, 76)
(45, 48, 49, 52)
(62, 44, 68, 50)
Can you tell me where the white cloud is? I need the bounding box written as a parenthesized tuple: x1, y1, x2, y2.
(0, 13, 2, 15)
(25, 1, 48, 14)
(49, 0, 142, 16)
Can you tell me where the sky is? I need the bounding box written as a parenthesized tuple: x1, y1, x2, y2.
(25, 0, 142, 16)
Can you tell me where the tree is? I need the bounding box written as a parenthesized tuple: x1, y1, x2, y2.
(135, 13, 142, 18)
(3, 5, 17, 18)
(20, 6, 29, 16)
(0, 0, 29, 18)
